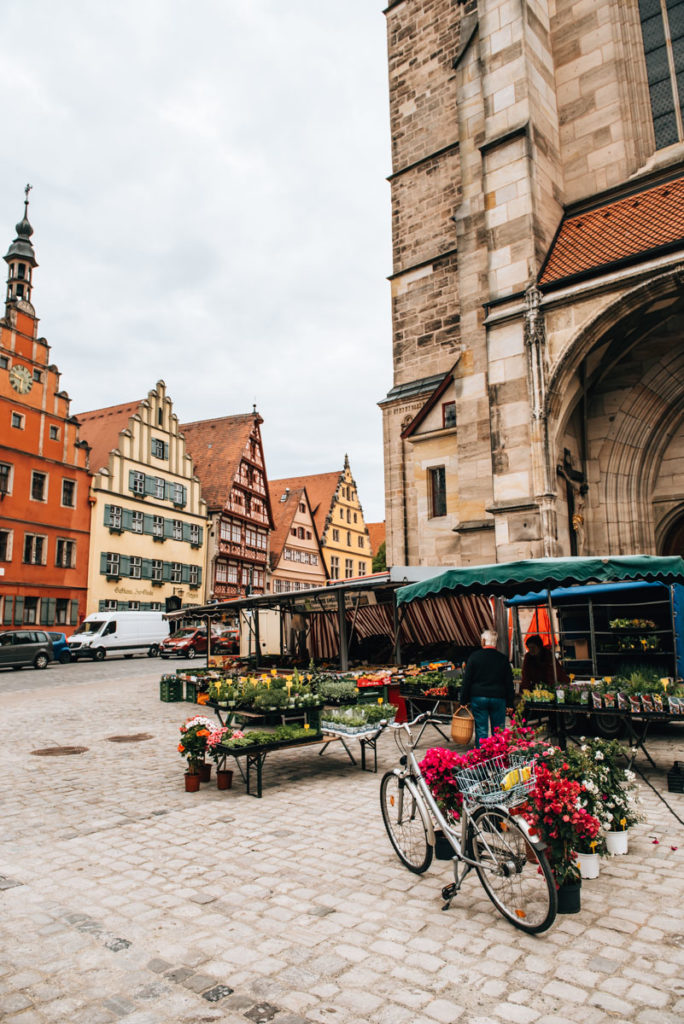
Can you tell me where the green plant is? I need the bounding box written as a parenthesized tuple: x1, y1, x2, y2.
(177, 714, 215, 772)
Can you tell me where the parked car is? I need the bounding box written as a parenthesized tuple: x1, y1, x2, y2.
(0, 629, 55, 671)
(212, 628, 240, 655)
(159, 627, 209, 660)
(48, 631, 72, 664)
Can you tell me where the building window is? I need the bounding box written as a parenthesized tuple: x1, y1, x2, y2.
(171, 562, 182, 583)
(0, 354, 8, 369)
(0, 529, 11, 561)
(105, 552, 120, 576)
(155, 477, 165, 499)
(299, 502, 306, 513)
(332, 529, 340, 543)
(345, 558, 354, 579)
(132, 471, 145, 495)
(358, 561, 367, 576)
(358, 536, 364, 548)
(49, 425, 59, 441)
(151, 437, 167, 459)
(330, 556, 340, 578)
(61, 479, 76, 507)
(339, 508, 344, 520)
(128, 601, 140, 611)
(24, 596, 38, 623)
(640, 0, 684, 148)
(109, 505, 122, 530)
(353, 513, 357, 523)
(429, 466, 447, 518)
(189, 565, 200, 588)
(153, 515, 164, 538)
(130, 556, 142, 579)
(132, 511, 144, 534)
(31, 471, 47, 502)
(55, 598, 69, 624)
(33, 369, 42, 383)
(152, 559, 163, 582)
(443, 401, 456, 428)
(172, 519, 183, 541)
(150, 601, 162, 611)
(0, 462, 12, 497)
(171, 482, 185, 506)
(231, 522, 241, 543)
(23, 534, 46, 565)
(190, 523, 200, 546)
(55, 538, 75, 568)
(11, 412, 24, 429)
(346, 531, 352, 546)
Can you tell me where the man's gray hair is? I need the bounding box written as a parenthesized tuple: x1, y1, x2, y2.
(481, 629, 498, 647)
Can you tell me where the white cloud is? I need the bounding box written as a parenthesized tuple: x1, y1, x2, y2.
(0, 0, 392, 522)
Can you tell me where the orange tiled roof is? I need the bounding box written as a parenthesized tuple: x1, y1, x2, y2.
(539, 175, 684, 287)
(181, 414, 257, 512)
(366, 521, 386, 557)
(268, 485, 305, 567)
(269, 472, 341, 539)
(77, 399, 143, 474)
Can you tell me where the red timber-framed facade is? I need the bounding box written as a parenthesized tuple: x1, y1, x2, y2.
(0, 189, 92, 634)
(181, 410, 274, 602)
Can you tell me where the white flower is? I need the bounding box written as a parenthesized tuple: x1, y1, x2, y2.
(594, 751, 605, 761)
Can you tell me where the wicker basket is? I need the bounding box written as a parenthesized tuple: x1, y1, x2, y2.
(450, 704, 474, 745)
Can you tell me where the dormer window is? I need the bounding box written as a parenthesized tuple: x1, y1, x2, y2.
(17, 263, 25, 279)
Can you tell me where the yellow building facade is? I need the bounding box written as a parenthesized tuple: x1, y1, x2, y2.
(322, 458, 371, 581)
(78, 381, 208, 615)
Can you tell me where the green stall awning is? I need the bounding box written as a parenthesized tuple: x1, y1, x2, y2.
(395, 555, 684, 605)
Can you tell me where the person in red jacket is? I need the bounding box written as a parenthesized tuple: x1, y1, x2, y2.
(521, 634, 569, 692)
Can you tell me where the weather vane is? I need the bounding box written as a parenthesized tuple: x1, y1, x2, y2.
(24, 183, 32, 210)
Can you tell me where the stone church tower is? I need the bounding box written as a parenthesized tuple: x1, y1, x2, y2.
(380, 0, 684, 566)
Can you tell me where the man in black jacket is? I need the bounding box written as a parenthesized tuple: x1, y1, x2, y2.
(460, 629, 514, 747)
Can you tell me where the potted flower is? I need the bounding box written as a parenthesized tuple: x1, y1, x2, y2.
(205, 725, 236, 789)
(178, 714, 215, 790)
(580, 737, 640, 853)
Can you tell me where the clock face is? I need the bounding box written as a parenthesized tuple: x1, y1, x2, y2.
(9, 364, 32, 394)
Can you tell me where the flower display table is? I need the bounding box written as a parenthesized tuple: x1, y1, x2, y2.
(215, 732, 356, 798)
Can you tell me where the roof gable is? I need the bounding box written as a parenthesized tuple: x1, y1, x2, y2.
(76, 400, 143, 474)
(269, 471, 342, 538)
(181, 414, 257, 512)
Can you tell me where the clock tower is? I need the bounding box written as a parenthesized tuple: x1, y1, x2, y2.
(0, 189, 92, 635)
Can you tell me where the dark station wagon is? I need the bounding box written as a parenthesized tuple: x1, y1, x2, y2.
(0, 629, 55, 670)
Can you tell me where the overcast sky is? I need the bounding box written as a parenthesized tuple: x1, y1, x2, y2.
(0, 1, 392, 524)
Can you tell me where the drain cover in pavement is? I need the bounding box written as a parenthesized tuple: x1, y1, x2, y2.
(31, 746, 89, 756)
(106, 733, 153, 743)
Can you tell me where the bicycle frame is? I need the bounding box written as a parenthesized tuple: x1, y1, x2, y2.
(388, 716, 545, 891)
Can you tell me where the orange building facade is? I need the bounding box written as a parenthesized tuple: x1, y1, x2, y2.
(0, 192, 91, 634)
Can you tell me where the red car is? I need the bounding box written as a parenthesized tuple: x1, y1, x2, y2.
(212, 629, 240, 655)
(159, 627, 209, 660)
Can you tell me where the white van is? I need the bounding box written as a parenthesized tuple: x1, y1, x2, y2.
(67, 612, 170, 661)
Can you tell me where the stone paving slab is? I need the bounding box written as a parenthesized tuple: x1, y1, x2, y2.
(1, 676, 683, 1023)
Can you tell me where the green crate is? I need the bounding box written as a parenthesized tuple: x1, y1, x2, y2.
(185, 680, 200, 703)
(160, 677, 183, 702)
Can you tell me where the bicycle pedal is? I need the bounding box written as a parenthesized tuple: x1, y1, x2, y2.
(441, 883, 457, 901)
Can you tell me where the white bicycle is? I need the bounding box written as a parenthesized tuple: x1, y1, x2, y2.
(379, 713, 557, 933)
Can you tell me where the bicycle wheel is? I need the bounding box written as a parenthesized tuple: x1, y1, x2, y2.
(380, 771, 433, 874)
(469, 807, 557, 933)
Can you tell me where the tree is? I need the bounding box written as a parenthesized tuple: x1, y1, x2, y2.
(372, 540, 386, 572)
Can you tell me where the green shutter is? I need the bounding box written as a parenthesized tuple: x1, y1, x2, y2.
(128, 470, 137, 492)
(181, 563, 190, 584)
(70, 600, 79, 625)
(163, 442, 169, 460)
(182, 522, 191, 543)
(14, 595, 24, 624)
(104, 504, 112, 527)
(122, 509, 134, 531)
(46, 597, 57, 625)
(164, 517, 174, 539)
(120, 555, 131, 577)
(162, 561, 172, 582)
(145, 475, 157, 496)
(143, 514, 154, 535)
(40, 599, 50, 625)
(99, 600, 106, 612)
(3, 596, 13, 624)
(197, 526, 203, 545)
(142, 558, 153, 579)
(100, 552, 109, 574)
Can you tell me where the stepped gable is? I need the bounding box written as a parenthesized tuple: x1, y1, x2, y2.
(76, 400, 142, 474)
(268, 471, 340, 540)
(180, 413, 255, 512)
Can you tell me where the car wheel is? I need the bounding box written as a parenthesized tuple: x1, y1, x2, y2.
(186, 647, 197, 660)
(71, 655, 79, 662)
(148, 645, 159, 658)
(34, 653, 49, 670)
(593, 713, 623, 739)
(59, 651, 72, 664)
(93, 648, 106, 662)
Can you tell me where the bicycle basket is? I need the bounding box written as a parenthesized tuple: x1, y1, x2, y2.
(454, 755, 536, 808)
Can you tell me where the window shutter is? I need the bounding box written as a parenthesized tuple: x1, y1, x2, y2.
(69, 600, 79, 625)
(3, 596, 13, 624)
(100, 552, 109, 574)
(197, 566, 202, 585)
(128, 470, 136, 492)
(14, 595, 24, 624)
(163, 442, 169, 460)
(145, 475, 156, 496)
(120, 555, 131, 577)
(180, 485, 187, 506)
(104, 504, 112, 527)
(40, 599, 50, 625)
(143, 514, 154, 535)
(99, 600, 106, 612)
(162, 561, 172, 581)
(122, 509, 134, 531)
(142, 558, 153, 579)
(183, 522, 192, 543)
(164, 517, 174, 538)
(181, 563, 190, 584)
(47, 597, 57, 624)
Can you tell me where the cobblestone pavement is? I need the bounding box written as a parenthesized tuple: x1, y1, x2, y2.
(1, 675, 683, 1024)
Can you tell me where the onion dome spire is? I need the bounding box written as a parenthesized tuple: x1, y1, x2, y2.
(5, 184, 38, 307)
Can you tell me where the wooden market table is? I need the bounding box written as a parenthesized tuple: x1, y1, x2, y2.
(215, 732, 356, 798)
(526, 701, 679, 767)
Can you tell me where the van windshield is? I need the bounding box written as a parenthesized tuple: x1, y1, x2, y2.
(72, 621, 105, 635)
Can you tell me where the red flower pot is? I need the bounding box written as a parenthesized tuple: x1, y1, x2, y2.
(184, 772, 201, 792)
(198, 762, 211, 783)
(217, 769, 233, 790)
